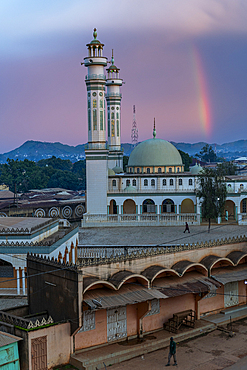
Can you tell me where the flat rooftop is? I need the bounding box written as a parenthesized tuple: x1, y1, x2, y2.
(0, 217, 54, 233)
(79, 224, 247, 246)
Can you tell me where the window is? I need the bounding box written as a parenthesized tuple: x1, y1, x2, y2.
(137, 168, 140, 174)
(88, 100, 90, 109)
(129, 168, 132, 173)
(126, 179, 130, 186)
(177, 167, 180, 172)
(117, 120, 119, 137)
(179, 179, 182, 186)
(132, 179, 136, 186)
(93, 99, 97, 108)
(93, 110, 97, 130)
(144, 179, 148, 186)
(111, 112, 114, 120)
(158, 168, 162, 173)
(100, 111, 103, 130)
(108, 113, 110, 136)
(163, 179, 166, 186)
(116, 112, 119, 119)
(189, 178, 193, 186)
(170, 179, 174, 186)
(111, 120, 115, 136)
(242, 199, 247, 213)
(112, 179, 116, 187)
(88, 111, 91, 131)
(169, 168, 172, 173)
(151, 179, 155, 186)
(99, 99, 103, 108)
(147, 168, 150, 174)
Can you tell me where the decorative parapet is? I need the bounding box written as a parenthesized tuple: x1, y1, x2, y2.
(77, 234, 247, 266)
(0, 218, 58, 235)
(27, 253, 78, 271)
(0, 310, 54, 331)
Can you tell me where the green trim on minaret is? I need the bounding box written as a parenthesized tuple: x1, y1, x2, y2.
(153, 118, 156, 138)
(111, 49, 114, 65)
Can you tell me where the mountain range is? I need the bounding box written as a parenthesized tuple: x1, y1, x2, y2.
(1, 139, 247, 163)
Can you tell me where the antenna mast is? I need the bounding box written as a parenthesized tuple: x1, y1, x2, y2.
(131, 105, 138, 146)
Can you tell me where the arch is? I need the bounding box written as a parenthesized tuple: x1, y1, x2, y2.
(112, 179, 116, 187)
(163, 179, 167, 186)
(151, 179, 155, 186)
(132, 179, 136, 187)
(227, 251, 247, 266)
(223, 200, 235, 220)
(142, 199, 155, 213)
(162, 199, 175, 213)
(172, 260, 208, 276)
(108, 271, 149, 289)
(240, 198, 247, 213)
(170, 179, 173, 186)
(142, 265, 180, 283)
(144, 179, 148, 186)
(147, 168, 150, 174)
(83, 277, 116, 293)
(181, 198, 195, 213)
(109, 199, 117, 214)
(189, 178, 193, 186)
(200, 255, 234, 275)
(123, 199, 136, 214)
(178, 178, 182, 186)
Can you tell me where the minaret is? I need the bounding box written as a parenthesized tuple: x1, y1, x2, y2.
(82, 28, 108, 214)
(106, 50, 123, 169)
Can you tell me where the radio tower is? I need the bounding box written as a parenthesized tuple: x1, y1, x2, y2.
(131, 105, 138, 146)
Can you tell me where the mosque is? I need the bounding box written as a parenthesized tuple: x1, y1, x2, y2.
(82, 29, 247, 227)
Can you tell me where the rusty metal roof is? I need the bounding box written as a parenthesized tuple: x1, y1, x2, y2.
(212, 265, 247, 285)
(0, 331, 22, 347)
(154, 272, 220, 298)
(83, 284, 168, 310)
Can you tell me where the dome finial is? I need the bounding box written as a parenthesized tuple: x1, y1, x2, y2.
(153, 118, 156, 138)
(93, 28, 97, 39)
(111, 49, 114, 65)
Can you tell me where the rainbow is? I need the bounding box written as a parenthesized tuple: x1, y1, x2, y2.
(192, 46, 212, 137)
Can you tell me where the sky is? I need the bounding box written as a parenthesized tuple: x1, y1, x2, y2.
(1, 0, 247, 153)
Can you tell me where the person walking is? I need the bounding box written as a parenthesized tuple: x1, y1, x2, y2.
(166, 337, 177, 366)
(183, 222, 190, 233)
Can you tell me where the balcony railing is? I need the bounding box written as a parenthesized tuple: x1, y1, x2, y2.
(82, 213, 200, 227)
(85, 74, 106, 80)
(105, 92, 122, 98)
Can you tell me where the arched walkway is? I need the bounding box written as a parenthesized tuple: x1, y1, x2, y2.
(0, 259, 14, 278)
(109, 199, 118, 214)
(142, 199, 156, 213)
(181, 199, 195, 213)
(123, 199, 136, 214)
(162, 199, 175, 213)
(223, 200, 235, 220)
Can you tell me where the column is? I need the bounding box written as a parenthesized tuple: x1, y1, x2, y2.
(22, 268, 25, 295)
(16, 268, 20, 295)
(72, 247, 75, 264)
(66, 251, 70, 264)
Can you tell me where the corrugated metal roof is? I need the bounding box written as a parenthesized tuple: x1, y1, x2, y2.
(84, 285, 168, 310)
(212, 265, 247, 285)
(0, 331, 22, 347)
(154, 272, 220, 297)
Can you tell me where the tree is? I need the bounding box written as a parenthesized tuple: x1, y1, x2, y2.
(196, 144, 217, 163)
(216, 162, 237, 176)
(178, 150, 192, 171)
(197, 168, 227, 232)
(123, 156, 129, 172)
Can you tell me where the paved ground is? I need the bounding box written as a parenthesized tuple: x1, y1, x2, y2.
(109, 318, 247, 370)
(79, 224, 247, 246)
(0, 297, 28, 310)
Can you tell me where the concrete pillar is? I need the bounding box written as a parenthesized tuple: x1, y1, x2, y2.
(66, 251, 70, 264)
(72, 248, 75, 264)
(16, 268, 20, 295)
(22, 269, 25, 295)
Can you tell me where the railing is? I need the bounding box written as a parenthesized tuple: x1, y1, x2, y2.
(82, 213, 200, 227)
(85, 74, 106, 80)
(108, 188, 196, 193)
(105, 92, 122, 98)
(0, 310, 54, 330)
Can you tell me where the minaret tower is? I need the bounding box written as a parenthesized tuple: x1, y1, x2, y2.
(82, 28, 108, 214)
(106, 50, 123, 169)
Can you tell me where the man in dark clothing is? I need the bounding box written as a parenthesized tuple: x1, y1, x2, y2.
(166, 337, 177, 366)
(183, 222, 190, 233)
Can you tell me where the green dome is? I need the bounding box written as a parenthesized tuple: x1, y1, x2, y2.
(112, 166, 124, 174)
(190, 164, 203, 175)
(128, 138, 183, 167)
(124, 185, 137, 193)
(108, 168, 115, 176)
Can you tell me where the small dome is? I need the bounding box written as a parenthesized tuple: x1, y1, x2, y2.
(190, 164, 203, 175)
(112, 166, 124, 174)
(128, 138, 183, 167)
(124, 185, 137, 193)
(108, 168, 115, 176)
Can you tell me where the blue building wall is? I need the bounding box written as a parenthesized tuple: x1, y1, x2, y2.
(0, 341, 20, 369)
